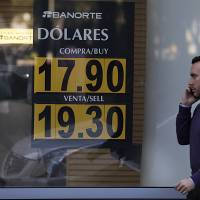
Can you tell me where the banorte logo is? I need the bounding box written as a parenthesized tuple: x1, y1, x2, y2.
(41, 11, 103, 20)
(42, 11, 53, 18)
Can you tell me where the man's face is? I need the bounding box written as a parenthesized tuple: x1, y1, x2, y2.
(189, 61, 200, 98)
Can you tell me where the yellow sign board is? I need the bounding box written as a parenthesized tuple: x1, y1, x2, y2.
(33, 56, 127, 140)
(34, 104, 126, 140)
(34, 57, 126, 93)
(0, 28, 33, 44)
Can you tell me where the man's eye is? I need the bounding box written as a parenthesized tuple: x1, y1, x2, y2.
(191, 75, 197, 79)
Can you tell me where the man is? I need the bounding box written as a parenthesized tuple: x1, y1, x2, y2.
(176, 56, 200, 199)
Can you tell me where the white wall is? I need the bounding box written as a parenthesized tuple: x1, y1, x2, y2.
(141, 0, 200, 186)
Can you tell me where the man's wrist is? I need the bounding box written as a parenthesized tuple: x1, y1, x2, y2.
(188, 177, 195, 189)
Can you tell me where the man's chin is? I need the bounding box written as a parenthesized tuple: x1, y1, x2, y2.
(194, 93, 200, 100)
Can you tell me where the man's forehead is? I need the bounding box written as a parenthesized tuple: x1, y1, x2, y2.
(191, 62, 200, 72)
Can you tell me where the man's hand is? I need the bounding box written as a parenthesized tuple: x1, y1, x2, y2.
(181, 87, 198, 106)
(175, 178, 195, 194)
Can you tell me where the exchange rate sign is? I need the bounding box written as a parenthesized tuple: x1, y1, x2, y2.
(33, 0, 134, 146)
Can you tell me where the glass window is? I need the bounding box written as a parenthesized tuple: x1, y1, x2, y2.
(0, 0, 142, 188)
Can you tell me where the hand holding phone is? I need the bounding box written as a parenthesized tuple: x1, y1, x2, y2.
(181, 87, 199, 106)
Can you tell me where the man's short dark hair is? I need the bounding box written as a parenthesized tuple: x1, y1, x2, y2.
(192, 56, 200, 64)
